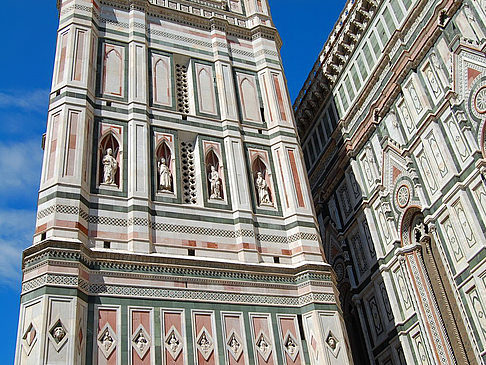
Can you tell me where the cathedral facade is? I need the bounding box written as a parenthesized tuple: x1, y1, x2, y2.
(295, 0, 486, 364)
(15, 0, 354, 364)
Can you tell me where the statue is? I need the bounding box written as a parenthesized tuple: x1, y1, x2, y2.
(258, 336, 269, 354)
(256, 172, 271, 206)
(53, 326, 66, 343)
(208, 165, 222, 200)
(229, 336, 240, 353)
(327, 336, 337, 350)
(102, 332, 113, 351)
(136, 332, 148, 351)
(199, 333, 210, 352)
(169, 333, 179, 352)
(286, 338, 297, 355)
(102, 148, 118, 185)
(158, 158, 172, 192)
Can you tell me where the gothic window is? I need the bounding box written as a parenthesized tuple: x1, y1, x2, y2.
(252, 157, 273, 207)
(156, 141, 173, 193)
(103, 48, 123, 96)
(205, 149, 224, 200)
(153, 57, 172, 107)
(99, 133, 120, 187)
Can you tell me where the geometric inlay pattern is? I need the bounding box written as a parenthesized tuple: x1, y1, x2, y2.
(21, 322, 38, 356)
(97, 323, 117, 359)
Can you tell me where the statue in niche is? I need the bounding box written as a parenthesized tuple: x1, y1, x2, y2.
(256, 171, 271, 206)
(102, 148, 118, 185)
(158, 158, 172, 192)
(208, 165, 222, 200)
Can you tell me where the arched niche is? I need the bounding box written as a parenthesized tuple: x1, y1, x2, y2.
(240, 77, 260, 122)
(154, 58, 171, 106)
(156, 141, 173, 193)
(104, 48, 122, 96)
(252, 156, 272, 206)
(205, 149, 223, 200)
(99, 133, 120, 187)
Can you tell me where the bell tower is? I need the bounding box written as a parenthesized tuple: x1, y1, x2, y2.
(15, 0, 353, 364)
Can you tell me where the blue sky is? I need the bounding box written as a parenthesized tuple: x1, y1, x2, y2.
(0, 0, 345, 361)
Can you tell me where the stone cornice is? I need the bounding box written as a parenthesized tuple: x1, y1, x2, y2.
(58, 0, 282, 47)
(293, 0, 379, 136)
(22, 240, 334, 283)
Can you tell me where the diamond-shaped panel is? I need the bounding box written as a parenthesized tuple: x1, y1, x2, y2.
(131, 324, 151, 359)
(48, 318, 68, 352)
(165, 326, 183, 360)
(21, 322, 38, 356)
(226, 329, 243, 361)
(196, 327, 214, 361)
(255, 331, 272, 362)
(283, 330, 299, 362)
(97, 323, 117, 359)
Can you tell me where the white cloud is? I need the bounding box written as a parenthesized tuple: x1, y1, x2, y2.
(0, 89, 49, 113)
(0, 209, 36, 287)
(0, 140, 43, 193)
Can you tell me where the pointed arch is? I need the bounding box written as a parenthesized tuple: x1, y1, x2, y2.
(103, 48, 123, 96)
(197, 66, 216, 115)
(156, 140, 173, 193)
(205, 148, 223, 200)
(240, 77, 260, 122)
(252, 156, 272, 206)
(154, 57, 171, 106)
(99, 132, 120, 187)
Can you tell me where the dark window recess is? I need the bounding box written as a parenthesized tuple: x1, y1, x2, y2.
(260, 107, 266, 122)
(273, 256, 280, 264)
(188, 249, 196, 256)
(297, 314, 306, 339)
(106, 101, 112, 107)
(182, 114, 187, 121)
(103, 241, 111, 249)
(258, 129, 263, 134)
(56, 90, 61, 97)
(41, 232, 47, 241)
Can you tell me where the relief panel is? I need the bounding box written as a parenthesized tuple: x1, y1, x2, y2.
(249, 313, 276, 365)
(161, 309, 186, 365)
(221, 312, 247, 365)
